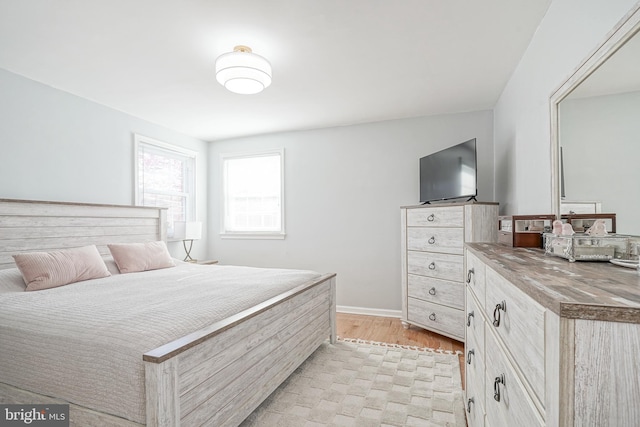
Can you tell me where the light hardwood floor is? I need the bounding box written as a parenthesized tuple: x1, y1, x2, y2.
(336, 313, 465, 388)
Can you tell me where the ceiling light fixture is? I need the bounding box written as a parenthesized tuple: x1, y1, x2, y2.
(215, 45, 272, 95)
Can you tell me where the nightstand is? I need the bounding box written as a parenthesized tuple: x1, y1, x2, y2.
(196, 260, 219, 265)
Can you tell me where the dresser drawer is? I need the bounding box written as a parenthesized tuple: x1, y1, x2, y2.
(465, 287, 485, 357)
(464, 314, 485, 394)
(407, 251, 463, 282)
(465, 287, 487, 427)
(485, 329, 544, 427)
(407, 297, 464, 339)
(464, 341, 486, 426)
(407, 227, 464, 255)
(465, 250, 486, 306)
(485, 267, 545, 405)
(408, 275, 464, 310)
(465, 389, 485, 427)
(407, 206, 464, 227)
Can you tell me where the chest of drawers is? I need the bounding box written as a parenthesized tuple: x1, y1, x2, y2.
(400, 202, 497, 340)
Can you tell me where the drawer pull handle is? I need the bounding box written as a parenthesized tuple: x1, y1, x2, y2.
(466, 349, 474, 365)
(428, 287, 436, 296)
(428, 262, 436, 270)
(427, 214, 435, 222)
(493, 300, 506, 327)
(494, 374, 505, 402)
(429, 312, 436, 321)
(466, 268, 474, 284)
(467, 397, 474, 413)
(428, 236, 436, 244)
(467, 311, 474, 327)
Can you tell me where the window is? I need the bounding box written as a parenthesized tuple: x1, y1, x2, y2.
(221, 149, 285, 239)
(134, 134, 196, 238)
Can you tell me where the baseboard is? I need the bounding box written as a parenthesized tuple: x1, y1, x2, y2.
(336, 305, 402, 318)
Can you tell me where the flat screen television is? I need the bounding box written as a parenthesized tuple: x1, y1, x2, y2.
(419, 138, 477, 203)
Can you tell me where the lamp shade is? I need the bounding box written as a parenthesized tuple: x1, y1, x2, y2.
(174, 221, 202, 240)
(215, 45, 272, 95)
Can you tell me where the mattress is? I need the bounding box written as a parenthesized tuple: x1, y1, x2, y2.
(0, 262, 321, 424)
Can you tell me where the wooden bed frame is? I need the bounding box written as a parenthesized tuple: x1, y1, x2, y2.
(0, 199, 337, 427)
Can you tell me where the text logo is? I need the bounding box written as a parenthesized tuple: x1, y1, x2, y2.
(1, 405, 68, 427)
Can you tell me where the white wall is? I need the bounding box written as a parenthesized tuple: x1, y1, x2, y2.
(493, 0, 638, 215)
(0, 68, 209, 259)
(208, 111, 494, 313)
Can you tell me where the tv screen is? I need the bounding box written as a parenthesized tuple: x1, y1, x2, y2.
(419, 138, 477, 203)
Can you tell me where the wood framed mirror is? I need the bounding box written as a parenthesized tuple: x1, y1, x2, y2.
(550, 3, 640, 234)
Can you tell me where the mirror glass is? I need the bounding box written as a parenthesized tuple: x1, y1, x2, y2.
(554, 20, 640, 235)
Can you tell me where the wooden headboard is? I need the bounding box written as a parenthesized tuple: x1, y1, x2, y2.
(0, 199, 167, 270)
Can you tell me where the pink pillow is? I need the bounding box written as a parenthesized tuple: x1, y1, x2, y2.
(108, 241, 175, 273)
(13, 245, 111, 292)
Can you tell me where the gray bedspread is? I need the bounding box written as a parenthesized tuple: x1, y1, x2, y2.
(0, 263, 321, 424)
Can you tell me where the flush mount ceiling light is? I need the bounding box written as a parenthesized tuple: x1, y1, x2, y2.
(215, 45, 272, 95)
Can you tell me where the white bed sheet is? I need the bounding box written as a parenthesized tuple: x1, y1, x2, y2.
(0, 263, 321, 424)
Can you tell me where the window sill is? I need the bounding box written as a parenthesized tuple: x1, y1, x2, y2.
(220, 232, 286, 240)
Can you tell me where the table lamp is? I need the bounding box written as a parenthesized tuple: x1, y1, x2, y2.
(174, 221, 202, 262)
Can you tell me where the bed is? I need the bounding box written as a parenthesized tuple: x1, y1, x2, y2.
(0, 198, 336, 427)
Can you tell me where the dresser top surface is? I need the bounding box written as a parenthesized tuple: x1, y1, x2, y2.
(401, 201, 499, 209)
(467, 243, 640, 323)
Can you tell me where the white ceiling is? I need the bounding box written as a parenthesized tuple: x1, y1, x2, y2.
(0, 0, 551, 141)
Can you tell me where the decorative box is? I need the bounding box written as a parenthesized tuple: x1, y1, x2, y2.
(544, 233, 630, 262)
(498, 215, 555, 248)
(561, 213, 617, 233)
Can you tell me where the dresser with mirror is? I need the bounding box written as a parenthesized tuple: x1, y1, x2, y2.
(465, 3, 640, 426)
